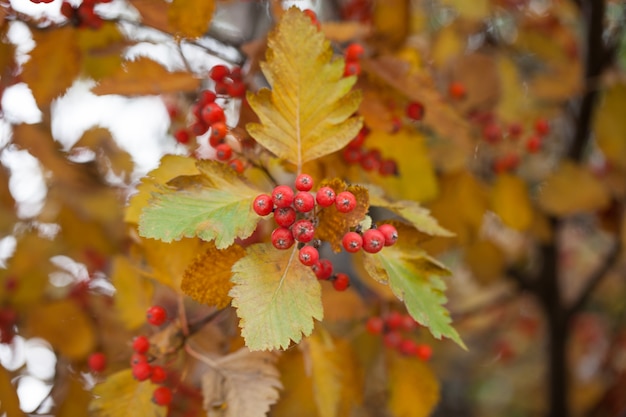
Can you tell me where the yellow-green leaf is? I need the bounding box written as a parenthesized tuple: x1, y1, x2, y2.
(594, 83, 626, 170)
(230, 243, 323, 350)
(181, 242, 245, 308)
(111, 256, 154, 330)
(387, 351, 440, 417)
(168, 0, 215, 39)
(490, 173, 533, 231)
(246, 7, 362, 168)
(139, 160, 261, 249)
(89, 369, 166, 417)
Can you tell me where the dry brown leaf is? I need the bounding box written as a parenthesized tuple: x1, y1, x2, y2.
(321, 21, 371, 43)
(594, 82, 626, 170)
(128, 0, 170, 33)
(464, 239, 506, 285)
(73, 127, 134, 182)
(77, 22, 128, 80)
(448, 53, 500, 114)
(92, 57, 200, 96)
(371, 0, 409, 48)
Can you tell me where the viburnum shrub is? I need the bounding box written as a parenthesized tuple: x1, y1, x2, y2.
(2, 2, 620, 417)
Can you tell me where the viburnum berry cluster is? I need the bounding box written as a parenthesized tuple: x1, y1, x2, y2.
(60, 0, 111, 30)
(344, 43, 364, 77)
(342, 126, 399, 176)
(366, 311, 432, 361)
(129, 305, 172, 406)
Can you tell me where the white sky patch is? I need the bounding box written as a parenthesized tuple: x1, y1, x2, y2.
(7, 21, 35, 67)
(2, 83, 42, 124)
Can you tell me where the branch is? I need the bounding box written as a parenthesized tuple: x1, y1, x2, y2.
(565, 240, 622, 320)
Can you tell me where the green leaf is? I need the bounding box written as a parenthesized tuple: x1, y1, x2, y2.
(246, 7, 362, 168)
(89, 369, 165, 417)
(230, 243, 323, 350)
(364, 247, 465, 349)
(139, 160, 260, 249)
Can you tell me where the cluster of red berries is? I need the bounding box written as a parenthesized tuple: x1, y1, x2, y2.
(342, 126, 399, 176)
(405, 101, 425, 122)
(210, 65, 245, 99)
(366, 311, 432, 361)
(0, 307, 17, 344)
(129, 306, 172, 406)
(30, 0, 54, 3)
(61, 0, 111, 30)
(344, 43, 364, 77)
(342, 222, 397, 254)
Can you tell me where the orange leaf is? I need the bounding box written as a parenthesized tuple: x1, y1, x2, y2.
(128, 0, 170, 33)
(76, 22, 128, 81)
(92, 58, 200, 96)
(168, 0, 215, 39)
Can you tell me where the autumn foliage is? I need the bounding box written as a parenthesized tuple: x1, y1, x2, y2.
(0, 1, 625, 417)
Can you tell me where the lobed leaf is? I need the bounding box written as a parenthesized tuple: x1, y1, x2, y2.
(246, 7, 362, 168)
(139, 160, 261, 249)
(230, 243, 323, 351)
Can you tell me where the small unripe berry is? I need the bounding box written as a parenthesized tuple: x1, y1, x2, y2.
(132, 335, 150, 354)
(273, 207, 296, 227)
(377, 224, 398, 246)
(272, 185, 294, 208)
(150, 365, 167, 384)
(365, 316, 384, 334)
(342, 231, 363, 253)
(332, 273, 350, 291)
(253, 194, 273, 216)
(345, 43, 365, 61)
(291, 219, 315, 243)
(316, 187, 336, 207)
(271, 227, 295, 250)
(293, 191, 315, 213)
(146, 305, 167, 326)
(294, 173, 314, 191)
(335, 191, 357, 213)
(406, 101, 425, 121)
(362, 229, 385, 253)
(88, 352, 107, 373)
(152, 386, 173, 406)
(132, 362, 152, 381)
(298, 246, 319, 266)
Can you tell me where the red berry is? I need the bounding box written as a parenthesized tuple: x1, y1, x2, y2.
(344, 61, 361, 77)
(534, 118, 550, 136)
(61, 2, 74, 18)
(415, 344, 432, 361)
(526, 135, 542, 153)
(273, 207, 296, 227)
(362, 229, 385, 253)
(132, 362, 152, 381)
(215, 143, 232, 161)
(88, 352, 107, 373)
(132, 335, 150, 354)
(210, 65, 230, 82)
(303, 9, 320, 29)
(343, 147, 363, 164)
(150, 365, 167, 384)
(191, 121, 209, 136)
(130, 352, 148, 366)
(348, 128, 368, 148)
(293, 191, 315, 213)
(335, 191, 357, 213)
(229, 159, 245, 173)
(360, 151, 381, 171)
(383, 331, 402, 348)
(449, 81, 466, 100)
(508, 122, 523, 138)
(493, 153, 520, 173)
(174, 129, 190, 144)
(201, 102, 225, 125)
(253, 194, 273, 216)
(271, 227, 295, 250)
(385, 311, 404, 330)
(215, 81, 229, 95)
(199, 90, 217, 105)
(316, 187, 336, 207)
(342, 231, 363, 253)
(209, 122, 228, 146)
(332, 273, 350, 291)
(226, 81, 246, 98)
(230, 67, 243, 80)
(377, 224, 398, 246)
(399, 339, 418, 356)
(406, 101, 425, 121)
(272, 185, 294, 208)
(401, 315, 417, 331)
(345, 43, 365, 61)
(146, 305, 167, 326)
(295, 173, 314, 191)
(482, 123, 502, 144)
(152, 386, 173, 406)
(365, 316, 384, 334)
(379, 159, 398, 176)
(291, 219, 315, 243)
(298, 246, 319, 266)
(311, 259, 333, 280)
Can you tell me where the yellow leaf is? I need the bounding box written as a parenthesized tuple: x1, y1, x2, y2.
(89, 369, 166, 417)
(464, 239, 506, 285)
(0, 365, 24, 417)
(246, 7, 362, 168)
(315, 180, 369, 252)
(125, 154, 199, 223)
(321, 284, 367, 322)
(168, 0, 215, 39)
(26, 300, 95, 360)
(496, 56, 534, 124)
(440, 0, 491, 20)
(128, 0, 169, 33)
(431, 25, 463, 69)
(141, 237, 203, 289)
(111, 256, 154, 330)
(364, 129, 438, 202)
(22, 27, 81, 107)
(92, 57, 200, 96)
(387, 351, 440, 417)
(490, 173, 533, 231)
(76, 22, 126, 80)
(307, 329, 363, 417)
(594, 83, 626, 170)
(538, 161, 611, 216)
(56, 376, 91, 417)
(321, 21, 371, 43)
(272, 349, 318, 417)
(181, 242, 245, 308)
(372, 0, 409, 47)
